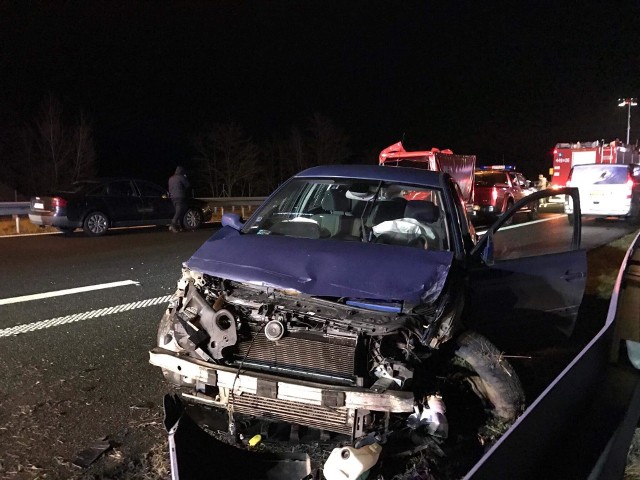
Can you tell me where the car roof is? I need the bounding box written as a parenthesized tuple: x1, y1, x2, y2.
(295, 165, 446, 187)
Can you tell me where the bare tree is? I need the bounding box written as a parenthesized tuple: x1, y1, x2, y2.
(35, 96, 70, 188)
(69, 110, 97, 182)
(192, 122, 260, 197)
(305, 112, 351, 166)
(13, 96, 98, 193)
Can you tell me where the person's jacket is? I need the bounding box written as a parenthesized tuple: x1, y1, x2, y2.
(169, 167, 191, 199)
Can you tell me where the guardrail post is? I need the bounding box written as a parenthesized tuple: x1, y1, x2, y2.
(13, 214, 19, 234)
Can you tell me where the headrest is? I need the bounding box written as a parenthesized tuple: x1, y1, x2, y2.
(367, 199, 407, 226)
(404, 200, 439, 223)
(321, 189, 350, 212)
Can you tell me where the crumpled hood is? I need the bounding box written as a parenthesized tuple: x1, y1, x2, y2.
(186, 229, 453, 304)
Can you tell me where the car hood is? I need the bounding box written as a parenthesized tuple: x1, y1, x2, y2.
(185, 228, 453, 304)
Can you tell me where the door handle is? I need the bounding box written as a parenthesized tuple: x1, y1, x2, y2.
(561, 271, 586, 281)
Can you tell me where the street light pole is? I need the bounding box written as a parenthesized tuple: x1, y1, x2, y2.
(618, 98, 638, 144)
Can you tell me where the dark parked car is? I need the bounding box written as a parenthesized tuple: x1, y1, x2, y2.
(28, 178, 212, 236)
(149, 165, 585, 448)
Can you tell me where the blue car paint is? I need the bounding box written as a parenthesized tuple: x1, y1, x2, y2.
(186, 227, 453, 304)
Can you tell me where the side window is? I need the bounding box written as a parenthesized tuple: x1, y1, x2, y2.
(87, 184, 108, 196)
(108, 181, 136, 197)
(489, 190, 578, 261)
(137, 181, 168, 198)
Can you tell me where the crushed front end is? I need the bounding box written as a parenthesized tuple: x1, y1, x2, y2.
(150, 266, 461, 439)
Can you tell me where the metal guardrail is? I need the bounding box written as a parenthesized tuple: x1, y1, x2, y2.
(0, 201, 30, 216)
(0, 198, 267, 234)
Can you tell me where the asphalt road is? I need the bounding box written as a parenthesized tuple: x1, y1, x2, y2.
(0, 217, 637, 478)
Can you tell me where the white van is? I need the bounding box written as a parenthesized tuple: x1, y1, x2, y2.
(564, 163, 640, 224)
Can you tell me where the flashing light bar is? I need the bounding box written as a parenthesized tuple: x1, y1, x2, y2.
(477, 165, 516, 171)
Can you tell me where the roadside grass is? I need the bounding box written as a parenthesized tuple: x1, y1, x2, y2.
(0, 216, 58, 235)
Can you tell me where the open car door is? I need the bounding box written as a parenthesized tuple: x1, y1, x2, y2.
(466, 188, 586, 343)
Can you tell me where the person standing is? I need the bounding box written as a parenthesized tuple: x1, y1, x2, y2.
(537, 174, 548, 190)
(168, 166, 191, 232)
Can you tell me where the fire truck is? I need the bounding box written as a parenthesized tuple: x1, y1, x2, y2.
(552, 140, 640, 187)
(379, 141, 476, 204)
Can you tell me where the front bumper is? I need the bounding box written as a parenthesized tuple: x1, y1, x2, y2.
(149, 347, 414, 436)
(470, 205, 499, 217)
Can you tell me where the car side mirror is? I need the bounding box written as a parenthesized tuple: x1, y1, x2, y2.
(221, 213, 244, 231)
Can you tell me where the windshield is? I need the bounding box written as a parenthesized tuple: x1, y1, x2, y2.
(243, 177, 450, 251)
(475, 171, 508, 186)
(569, 165, 630, 185)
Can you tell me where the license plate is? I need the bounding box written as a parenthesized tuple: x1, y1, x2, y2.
(34, 202, 44, 209)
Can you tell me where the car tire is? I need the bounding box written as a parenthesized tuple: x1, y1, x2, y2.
(453, 330, 525, 421)
(501, 200, 515, 226)
(183, 208, 203, 231)
(83, 211, 109, 236)
(527, 201, 539, 220)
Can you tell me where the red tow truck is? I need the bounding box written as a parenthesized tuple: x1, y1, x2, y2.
(378, 141, 476, 205)
(553, 140, 640, 187)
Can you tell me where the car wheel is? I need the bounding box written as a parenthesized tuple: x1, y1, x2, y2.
(452, 330, 525, 421)
(83, 211, 109, 236)
(56, 227, 75, 235)
(183, 208, 203, 230)
(527, 200, 539, 220)
(502, 200, 514, 226)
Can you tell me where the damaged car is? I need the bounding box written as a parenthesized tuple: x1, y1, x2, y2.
(149, 165, 586, 449)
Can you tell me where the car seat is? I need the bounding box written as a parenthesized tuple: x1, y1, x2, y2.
(403, 200, 443, 249)
(312, 189, 361, 240)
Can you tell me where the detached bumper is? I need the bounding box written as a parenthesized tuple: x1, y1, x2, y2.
(149, 347, 414, 436)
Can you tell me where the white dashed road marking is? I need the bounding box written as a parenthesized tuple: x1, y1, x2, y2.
(0, 280, 140, 305)
(0, 295, 172, 338)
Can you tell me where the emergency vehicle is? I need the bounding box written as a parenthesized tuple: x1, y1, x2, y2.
(379, 141, 476, 204)
(553, 140, 640, 187)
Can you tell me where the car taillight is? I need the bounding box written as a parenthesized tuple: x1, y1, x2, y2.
(627, 177, 635, 198)
(52, 197, 67, 208)
(491, 187, 498, 202)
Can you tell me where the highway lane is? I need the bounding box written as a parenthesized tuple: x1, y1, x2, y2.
(0, 218, 637, 478)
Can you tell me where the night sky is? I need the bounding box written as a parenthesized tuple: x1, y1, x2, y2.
(2, 1, 640, 184)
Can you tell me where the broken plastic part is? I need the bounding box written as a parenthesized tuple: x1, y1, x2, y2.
(323, 443, 382, 480)
(406, 395, 448, 438)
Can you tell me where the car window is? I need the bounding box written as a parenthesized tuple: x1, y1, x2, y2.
(108, 180, 136, 197)
(569, 165, 629, 185)
(475, 171, 507, 186)
(243, 177, 450, 250)
(137, 181, 168, 198)
(488, 190, 577, 261)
